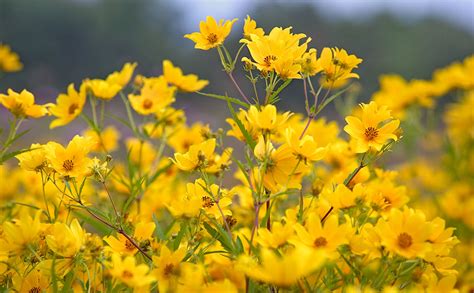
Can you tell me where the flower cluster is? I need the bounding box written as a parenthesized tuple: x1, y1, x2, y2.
(0, 16, 471, 292)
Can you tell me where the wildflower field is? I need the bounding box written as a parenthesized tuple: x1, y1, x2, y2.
(0, 16, 473, 292)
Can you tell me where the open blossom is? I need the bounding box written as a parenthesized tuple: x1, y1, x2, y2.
(0, 44, 23, 72)
(0, 89, 50, 118)
(344, 101, 400, 153)
(49, 83, 87, 129)
(163, 60, 209, 92)
(184, 16, 237, 50)
(129, 77, 176, 115)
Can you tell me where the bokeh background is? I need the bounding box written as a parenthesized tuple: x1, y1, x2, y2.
(1, 0, 473, 145)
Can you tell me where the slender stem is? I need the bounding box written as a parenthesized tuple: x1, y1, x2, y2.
(119, 92, 138, 135)
(299, 114, 314, 139)
(102, 182, 120, 221)
(248, 203, 261, 254)
(0, 117, 24, 159)
(40, 171, 52, 222)
(118, 228, 152, 261)
(228, 71, 251, 105)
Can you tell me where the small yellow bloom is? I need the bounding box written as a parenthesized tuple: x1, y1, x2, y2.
(184, 16, 237, 50)
(15, 143, 48, 172)
(107, 253, 155, 290)
(171, 138, 216, 171)
(15, 269, 50, 293)
(246, 104, 291, 133)
(152, 245, 187, 293)
(84, 125, 121, 153)
(285, 128, 326, 163)
(104, 221, 155, 256)
(344, 101, 400, 153)
(237, 245, 326, 287)
(317, 47, 362, 86)
(49, 83, 87, 128)
(46, 219, 85, 257)
(129, 77, 176, 115)
(45, 135, 94, 178)
(163, 60, 209, 92)
(241, 15, 264, 41)
(0, 44, 23, 72)
(106, 62, 137, 87)
(0, 89, 49, 118)
(84, 79, 122, 100)
(375, 208, 433, 259)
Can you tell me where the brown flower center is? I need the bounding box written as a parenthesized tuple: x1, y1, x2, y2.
(122, 270, 134, 279)
(364, 127, 379, 141)
(202, 196, 214, 208)
(63, 159, 74, 171)
(263, 55, 277, 67)
(314, 236, 328, 247)
(397, 232, 413, 249)
(29, 288, 42, 293)
(125, 239, 135, 251)
(164, 263, 174, 276)
(207, 33, 218, 44)
(68, 103, 79, 115)
(142, 99, 153, 110)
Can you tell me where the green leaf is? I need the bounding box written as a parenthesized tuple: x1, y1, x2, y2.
(172, 221, 188, 250)
(0, 147, 32, 164)
(268, 79, 292, 103)
(203, 221, 234, 253)
(197, 92, 249, 108)
(226, 95, 256, 149)
(152, 213, 166, 241)
(315, 84, 353, 116)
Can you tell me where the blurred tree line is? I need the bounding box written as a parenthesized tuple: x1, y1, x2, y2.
(1, 0, 473, 121)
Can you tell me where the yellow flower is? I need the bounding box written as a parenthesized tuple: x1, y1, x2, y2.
(106, 62, 137, 87)
(1, 211, 44, 255)
(49, 83, 87, 128)
(444, 91, 474, 146)
(246, 104, 291, 133)
(186, 178, 232, 219)
(15, 269, 50, 293)
(226, 109, 259, 141)
(107, 253, 155, 290)
(0, 89, 49, 118)
(317, 47, 363, 86)
(129, 77, 176, 115)
(84, 79, 122, 100)
(45, 135, 94, 178)
(184, 16, 237, 50)
(237, 245, 326, 287)
(15, 143, 48, 172)
(171, 138, 216, 171)
(167, 122, 207, 153)
(375, 208, 433, 259)
(83, 125, 121, 153)
(104, 221, 155, 256)
(242, 26, 310, 78)
(0, 44, 22, 72)
(126, 138, 156, 170)
(322, 183, 365, 210)
(241, 15, 264, 41)
(366, 179, 408, 214)
(298, 48, 320, 77)
(292, 214, 352, 257)
(285, 128, 326, 163)
(46, 218, 85, 257)
(152, 245, 187, 293)
(163, 60, 209, 92)
(344, 101, 400, 153)
(256, 221, 294, 248)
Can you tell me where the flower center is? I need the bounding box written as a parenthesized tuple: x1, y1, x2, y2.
(364, 127, 379, 141)
(142, 99, 153, 110)
(68, 103, 79, 115)
(202, 196, 214, 208)
(263, 55, 277, 67)
(314, 236, 328, 247)
(122, 270, 134, 279)
(164, 263, 174, 276)
(29, 287, 42, 293)
(397, 232, 413, 249)
(62, 159, 74, 171)
(207, 33, 218, 44)
(125, 240, 135, 251)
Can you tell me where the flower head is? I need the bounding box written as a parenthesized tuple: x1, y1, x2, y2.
(163, 60, 209, 92)
(49, 83, 87, 128)
(184, 16, 237, 50)
(129, 77, 176, 115)
(0, 44, 23, 72)
(0, 89, 49, 118)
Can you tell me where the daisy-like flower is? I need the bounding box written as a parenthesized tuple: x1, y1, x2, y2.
(246, 104, 291, 134)
(171, 138, 216, 171)
(0, 89, 50, 118)
(106, 62, 137, 87)
(128, 77, 176, 115)
(344, 101, 400, 153)
(104, 221, 155, 256)
(15, 143, 48, 172)
(241, 15, 264, 41)
(375, 208, 433, 259)
(46, 218, 86, 257)
(184, 16, 237, 50)
(152, 245, 187, 293)
(163, 60, 209, 92)
(45, 135, 95, 178)
(107, 253, 156, 290)
(317, 47, 363, 86)
(49, 83, 87, 129)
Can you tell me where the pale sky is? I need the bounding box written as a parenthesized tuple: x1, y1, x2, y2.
(174, 0, 474, 33)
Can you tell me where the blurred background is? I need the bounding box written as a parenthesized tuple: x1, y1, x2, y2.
(0, 0, 473, 143)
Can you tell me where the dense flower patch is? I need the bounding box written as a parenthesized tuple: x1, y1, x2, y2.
(0, 16, 472, 292)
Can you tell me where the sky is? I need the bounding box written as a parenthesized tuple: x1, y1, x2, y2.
(174, 0, 474, 33)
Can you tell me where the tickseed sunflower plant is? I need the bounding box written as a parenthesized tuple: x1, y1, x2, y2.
(0, 16, 472, 292)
